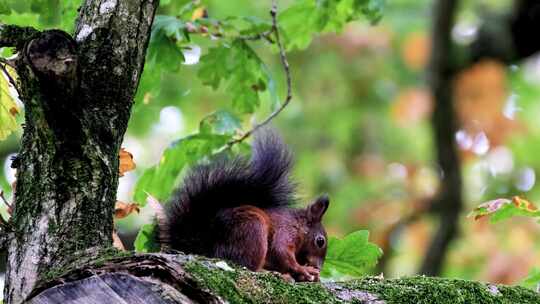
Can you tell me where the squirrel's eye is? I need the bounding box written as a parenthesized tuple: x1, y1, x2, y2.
(315, 235, 326, 248)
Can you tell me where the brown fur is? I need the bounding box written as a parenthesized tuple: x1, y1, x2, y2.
(210, 197, 329, 282)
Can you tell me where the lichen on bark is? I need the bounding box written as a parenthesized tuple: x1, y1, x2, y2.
(1, 0, 159, 303)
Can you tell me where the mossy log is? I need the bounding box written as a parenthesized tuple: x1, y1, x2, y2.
(26, 253, 540, 304)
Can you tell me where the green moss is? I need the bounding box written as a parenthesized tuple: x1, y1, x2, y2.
(184, 258, 348, 304)
(183, 256, 540, 303)
(343, 276, 540, 304)
(41, 247, 132, 282)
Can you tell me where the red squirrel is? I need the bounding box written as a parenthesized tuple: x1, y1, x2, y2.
(158, 129, 330, 282)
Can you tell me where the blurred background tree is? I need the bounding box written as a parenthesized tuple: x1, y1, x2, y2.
(1, 0, 540, 295)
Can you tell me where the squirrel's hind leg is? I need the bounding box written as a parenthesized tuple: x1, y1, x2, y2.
(213, 206, 269, 271)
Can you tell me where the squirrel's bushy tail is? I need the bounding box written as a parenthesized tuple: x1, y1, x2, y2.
(162, 129, 296, 254)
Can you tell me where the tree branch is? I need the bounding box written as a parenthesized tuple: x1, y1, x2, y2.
(227, 0, 292, 147)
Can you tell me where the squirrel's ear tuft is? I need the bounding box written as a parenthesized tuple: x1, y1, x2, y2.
(307, 194, 330, 223)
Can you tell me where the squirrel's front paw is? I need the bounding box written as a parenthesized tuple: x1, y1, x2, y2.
(295, 266, 320, 282)
(280, 273, 295, 283)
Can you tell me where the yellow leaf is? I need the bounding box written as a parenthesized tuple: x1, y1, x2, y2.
(191, 7, 207, 20)
(0, 65, 20, 141)
(119, 148, 136, 176)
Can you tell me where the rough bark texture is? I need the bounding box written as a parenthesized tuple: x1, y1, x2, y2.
(24, 253, 540, 304)
(1, 0, 159, 302)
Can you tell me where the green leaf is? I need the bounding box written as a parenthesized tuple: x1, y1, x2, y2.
(360, 0, 385, 24)
(198, 40, 274, 114)
(0, 0, 10, 14)
(200, 110, 242, 135)
(1, 0, 30, 14)
(133, 133, 231, 205)
(197, 44, 230, 90)
(30, 0, 61, 26)
(468, 197, 540, 223)
(153, 15, 186, 41)
(489, 203, 540, 223)
(147, 15, 187, 71)
(278, 0, 321, 51)
(0, 0, 78, 30)
(238, 16, 272, 36)
(521, 268, 540, 290)
(279, 0, 385, 50)
(261, 63, 279, 110)
(134, 223, 160, 253)
(0, 66, 20, 141)
(321, 230, 383, 280)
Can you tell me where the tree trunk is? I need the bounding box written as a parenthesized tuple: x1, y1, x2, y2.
(0, 0, 159, 302)
(419, 0, 463, 276)
(25, 253, 540, 304)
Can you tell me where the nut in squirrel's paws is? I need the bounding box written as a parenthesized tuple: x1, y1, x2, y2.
(296, 266, 320, 282)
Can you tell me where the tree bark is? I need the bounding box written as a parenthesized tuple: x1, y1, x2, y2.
(24, 253, 540, 304)
(0, 0, 159, 302)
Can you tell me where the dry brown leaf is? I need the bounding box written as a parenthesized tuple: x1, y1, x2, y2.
(114, 201, 140, 219)
(112, 229, 126, 251)
(119, 148, 136, 177)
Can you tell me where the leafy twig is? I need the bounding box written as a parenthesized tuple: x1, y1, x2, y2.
(227, 0, 292, 147)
